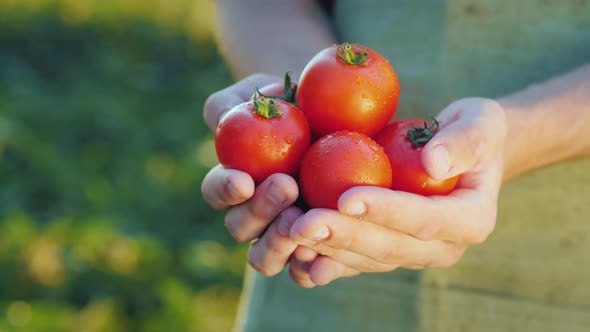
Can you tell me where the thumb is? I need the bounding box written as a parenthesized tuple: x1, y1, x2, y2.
(422, 98, 507, 180)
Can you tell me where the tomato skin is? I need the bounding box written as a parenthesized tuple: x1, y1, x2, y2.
(299, 131, 392, 209)
(374, 119, 459, 196)
(215, 99, 311, 184)
(296, 43, 399, 137)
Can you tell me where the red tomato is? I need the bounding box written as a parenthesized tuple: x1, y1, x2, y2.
(296, 43, 399, 137)
(299, 131, 392, 209)
(374, 118, 459, 196)
(215, 97, 310, 184)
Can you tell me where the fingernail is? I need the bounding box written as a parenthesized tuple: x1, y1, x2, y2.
(277, 214, 292, 236)
(431, 144, 451, 177)
(305, 226, 329, 241)
(227, 182, 243, 199)
(345, 200, 366, 217)
(268, 182, 287, 206)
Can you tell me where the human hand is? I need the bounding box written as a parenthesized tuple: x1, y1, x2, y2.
(201, 73, 304, 276)
(284, 98, 507, 286)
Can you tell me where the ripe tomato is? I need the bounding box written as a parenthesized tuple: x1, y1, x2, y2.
(215, 96, 310, 184)
(374, 118, 459, 196)
(299, 131, 392, 209)
(296, 43, 399, 137)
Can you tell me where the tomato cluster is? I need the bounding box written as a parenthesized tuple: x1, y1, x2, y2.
(215, 43, 458, 209)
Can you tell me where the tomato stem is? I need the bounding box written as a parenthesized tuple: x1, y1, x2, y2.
(337, 43, 368, 65)
(253, 91, 283, 119)
(255, 72, 298, 104)
(407, 117, 439, 147)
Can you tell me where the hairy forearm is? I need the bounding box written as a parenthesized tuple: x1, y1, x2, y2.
(215, 0, 336, 79)
(499, 64, 590, 181)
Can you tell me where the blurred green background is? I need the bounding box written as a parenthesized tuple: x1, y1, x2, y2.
(0, 0, 243, 331)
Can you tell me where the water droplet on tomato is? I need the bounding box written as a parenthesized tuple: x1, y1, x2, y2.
(284, 135, 294, 144)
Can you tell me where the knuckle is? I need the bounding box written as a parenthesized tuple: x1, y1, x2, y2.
(469, 225, 493, 245)
(224, 214, 239, 239)
(203, 92, 223, 127)
(437, 245, 466, 268)
(480, 98, 501, 113)
(467, 214, 496, 245)
(203, 91, 220, 112)
(481, 99, 505, 121)
(478, 99, 508, 142)
(248, 247, 282, 277)
(247, 199, 272, 222)
(250, 260, 274, 276)
(264, 233, 290, 257)
(288, 267, 314, 288)
(267, 244, 287, 258)
(292, 209, 327, 236)
(225, 214, 251, 243)
(233, 232, 252, 244)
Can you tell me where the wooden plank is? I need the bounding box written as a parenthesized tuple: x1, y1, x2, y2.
(423, 159, 590, 307)
(420, 286, 590, 332)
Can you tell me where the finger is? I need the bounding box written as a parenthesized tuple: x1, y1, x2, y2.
(289, 246, 318, 288)
(247, 207, 303, 276)
(338, 186, 495, 244)
(308, 256, 360, 286)
(203, 73, 280, 131)
(225, 173, 298, 242)
(201, 165, 255, 209)
(299, 237, 395, 274)
(423, 98, 507, 180)
(290, 209, 461, 268)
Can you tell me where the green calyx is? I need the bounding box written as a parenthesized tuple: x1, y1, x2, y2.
(255, 72, 297, 104)
(253, 93, 283, 119)
(337, 42, 368, 65)
(407, 117, 440, 148)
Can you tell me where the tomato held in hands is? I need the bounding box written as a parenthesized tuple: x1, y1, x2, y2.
(299, 131, 392, 209)
(296, 43, 400, 137)
(375, 118, 459, 196)
(215, 96, 311, 184)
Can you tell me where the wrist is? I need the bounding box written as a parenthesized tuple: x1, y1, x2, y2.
(498, 94, 579, 181)
(497, 100, 534, 181)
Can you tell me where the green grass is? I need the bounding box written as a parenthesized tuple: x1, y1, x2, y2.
(0, 7, 243, 332)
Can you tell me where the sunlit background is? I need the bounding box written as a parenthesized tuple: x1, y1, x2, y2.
(0, 0, 242, 331)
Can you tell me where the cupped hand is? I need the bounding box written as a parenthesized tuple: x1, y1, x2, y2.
(201, 73, 305, 276)
(284, 98, 508, 286)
